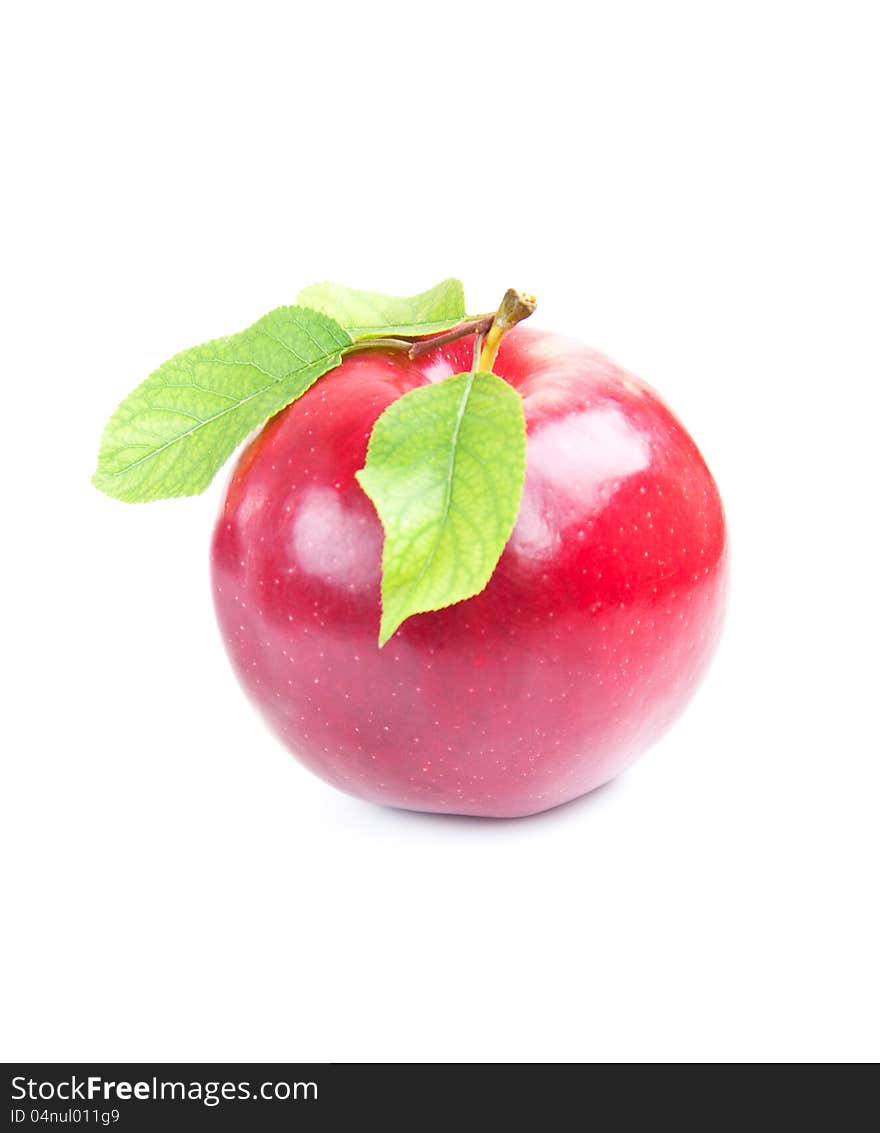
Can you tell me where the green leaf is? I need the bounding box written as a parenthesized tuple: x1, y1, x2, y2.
(356, 371, 526, 645)
(296, 278, 467, 338)
(93, 306, 351, 502)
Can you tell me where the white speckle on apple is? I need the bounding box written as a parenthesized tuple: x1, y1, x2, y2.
(422, 355, 456, 383)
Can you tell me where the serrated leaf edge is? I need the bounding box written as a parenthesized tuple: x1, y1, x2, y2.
(93, 306, 351, 503)
(296, 278, 468, 339)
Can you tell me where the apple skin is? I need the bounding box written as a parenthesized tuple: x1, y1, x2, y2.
(211, 326, 727, 818)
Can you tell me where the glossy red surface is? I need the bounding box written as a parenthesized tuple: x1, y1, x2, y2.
(211, 326, 728, 817)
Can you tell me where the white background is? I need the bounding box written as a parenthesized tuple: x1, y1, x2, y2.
(3, 1, 878, 1062)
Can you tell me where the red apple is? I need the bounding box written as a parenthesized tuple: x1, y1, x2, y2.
(210, 326, 727, 817)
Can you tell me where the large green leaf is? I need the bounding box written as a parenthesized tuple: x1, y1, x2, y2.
(94, 307, 351, 502)
(356, 371, 527, 645)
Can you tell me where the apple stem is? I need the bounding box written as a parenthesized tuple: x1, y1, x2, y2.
(343, 315, 496, 361)
(477, 289, 537, 372)
(341, 292, 536, 370)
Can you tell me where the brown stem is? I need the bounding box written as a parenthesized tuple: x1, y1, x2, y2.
(340, 294, 535, 370)
(407, 315, 495, 358)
